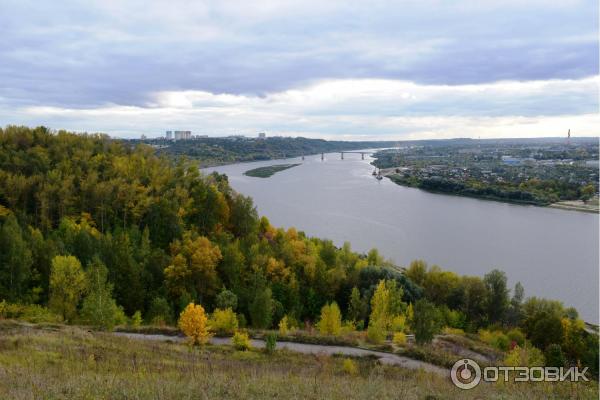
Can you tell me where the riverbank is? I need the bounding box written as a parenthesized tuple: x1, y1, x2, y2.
(549, 198, 599, 214)
(381, 170, 598, 213)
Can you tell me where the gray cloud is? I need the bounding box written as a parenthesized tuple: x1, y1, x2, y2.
(0, 0, 597, 110)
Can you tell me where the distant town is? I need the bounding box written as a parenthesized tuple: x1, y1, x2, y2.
(140, 130, 268, 141)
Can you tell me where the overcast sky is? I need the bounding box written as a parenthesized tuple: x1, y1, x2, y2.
(0, 0, 598, 139)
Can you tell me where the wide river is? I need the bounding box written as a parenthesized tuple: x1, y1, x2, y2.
(204, 151, 599, 323)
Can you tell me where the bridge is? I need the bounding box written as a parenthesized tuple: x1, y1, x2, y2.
(302, 151, 374, 160)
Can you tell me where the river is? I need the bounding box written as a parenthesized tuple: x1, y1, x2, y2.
(204, 151, 599, 323)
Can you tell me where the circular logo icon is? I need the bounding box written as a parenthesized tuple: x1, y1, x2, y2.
(450, 358, 481, 389)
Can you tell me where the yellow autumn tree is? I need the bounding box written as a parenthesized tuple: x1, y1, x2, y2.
(165, 233, 223, 299)
(318, 302, 342, 336)
(178, 303, 212, 346)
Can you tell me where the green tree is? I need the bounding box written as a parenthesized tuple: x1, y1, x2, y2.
(507, 281, 524, 325)
(147, 297, 173, 325)
(347, 287, 367, 325)
(545, 344, 566, 368)
(49, 255, 87, 321)
(484, 269, 509, 324)
(413, 299, 443, 345)
(580, 184, 595, 201)
(249, 287, 273, 329)
(405, 260, 427, 286)
(80, 258, 125, 330)
(216, 288, 238, 311)
(0, 215, 33, 302)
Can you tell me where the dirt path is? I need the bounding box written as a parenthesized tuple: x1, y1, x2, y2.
(114, 332, 448, 376)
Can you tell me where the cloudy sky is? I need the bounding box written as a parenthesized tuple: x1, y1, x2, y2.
(1, 0, 598, 139)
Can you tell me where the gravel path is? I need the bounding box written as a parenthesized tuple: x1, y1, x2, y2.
(113, 332, 448, 376)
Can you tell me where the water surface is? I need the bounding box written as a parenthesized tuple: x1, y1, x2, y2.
(205, 152, 599, 323)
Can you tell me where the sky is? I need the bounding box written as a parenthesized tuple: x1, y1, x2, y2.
(0, 0, 598, 140)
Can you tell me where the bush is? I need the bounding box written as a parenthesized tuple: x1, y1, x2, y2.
(340, 320, 356, 335)
(506, 328, 525, 347)
(342, 358, 358, 375)
(265, 332, 277, 354)
(233, 331, 251, 351)
(178, 303, 212, 346)
(504, 345, 545, 367)
(479, 329, 510, 351)
(210, 308, 238, 335)
(393, 332, 407, 345)
(278, 315, 290, 336)
(131, 311, 143, 328)
(442, 327, 464, 335)
(0, 301, 62, 323)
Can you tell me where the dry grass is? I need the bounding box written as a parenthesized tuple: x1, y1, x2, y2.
(0, 321, 596, 400)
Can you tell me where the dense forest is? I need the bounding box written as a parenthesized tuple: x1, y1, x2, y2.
(136, 136, 397, 167)
(0, 126, 597, 376)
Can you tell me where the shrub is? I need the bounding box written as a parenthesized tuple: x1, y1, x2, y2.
(278, 315, 290, 336)
(506, 328, 525, 347)
(340, 320, 356, 335)
(131, 311, 143, 328)
(265, 332, 277, 354)
(342, 358, 358, 375)
(393, 332, 407, 345)
(318, 302, 342, 336)
(479, 329, 510, 351)
(504, 345, 545, 367)
(0, 301, 61, 323)
(210, 308, 238, 335)
(442, 327, 464, 336)
(178, 303, 212, 346)
(233, 331, 251, 351)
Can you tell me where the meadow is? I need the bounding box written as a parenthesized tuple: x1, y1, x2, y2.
(0, 321, 596, 400)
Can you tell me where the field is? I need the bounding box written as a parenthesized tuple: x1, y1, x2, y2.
(0, 322, 597, 400)
(244, 163, 301, 178)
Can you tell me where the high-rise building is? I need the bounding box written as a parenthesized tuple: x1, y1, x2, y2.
(258, 132, 266, 139)
(174, 130, 191, 140)
(166, 131, 173, 140)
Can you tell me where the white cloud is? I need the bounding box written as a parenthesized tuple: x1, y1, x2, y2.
(7, 76, 597, 140)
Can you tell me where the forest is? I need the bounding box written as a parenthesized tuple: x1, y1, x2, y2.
(138, 136, 397, 167)
(0, 125, 597, 377)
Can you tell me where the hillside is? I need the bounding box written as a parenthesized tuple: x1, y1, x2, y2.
(134, 136, 398, 167)
(0, 125, 597, 387)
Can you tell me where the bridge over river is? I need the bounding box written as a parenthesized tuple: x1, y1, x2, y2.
(302, 151, 375, 160)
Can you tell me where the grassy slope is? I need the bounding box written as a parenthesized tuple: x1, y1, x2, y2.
(244, 163, 300, 178)
(0, 322, 597, 400)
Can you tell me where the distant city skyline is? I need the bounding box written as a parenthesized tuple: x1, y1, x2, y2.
(1, 0, 598, 139)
